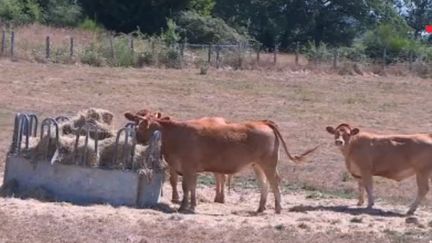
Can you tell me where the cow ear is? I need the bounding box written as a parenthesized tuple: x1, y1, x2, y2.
(156, 112, 162, 119)
(351, 128, 360, 135)
(161, 116, 171, 120)
(124, 112, 139, 122)
(326, 126, 335, 134)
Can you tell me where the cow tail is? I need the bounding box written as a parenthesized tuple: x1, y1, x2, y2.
(264, 120, 319, 163)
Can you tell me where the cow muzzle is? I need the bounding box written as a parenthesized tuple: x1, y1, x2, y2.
(335, 140, 344, 146)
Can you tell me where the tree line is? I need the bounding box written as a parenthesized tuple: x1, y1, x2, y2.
(1, 0, 432, 56)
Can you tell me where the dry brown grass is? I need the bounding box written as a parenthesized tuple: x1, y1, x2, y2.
(1, 60, 432, 241)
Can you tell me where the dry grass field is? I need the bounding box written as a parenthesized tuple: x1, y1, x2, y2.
(1, 59, 432, 242)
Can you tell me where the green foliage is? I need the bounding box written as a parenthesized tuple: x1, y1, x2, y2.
(162, 18, 180, 46)
(79, 0, 189, 34)
(304, 41, 332, 63)
(38, 0, 82, 27)
(187, 0, 215, 16)
(0, 0, 43, 24)
(109, 35, 136, 67)
(175, 11, 249, 44)
(79, 17, 103, 32)
(361, 23, 414, 61)
(80, 43, 106, 67)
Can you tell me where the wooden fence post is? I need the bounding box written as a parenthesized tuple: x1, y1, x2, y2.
(216, 45, 220, 69)
(109, 34, 115, 59)
(273, 44, 278, 64)
(332, 49, 338, 69)
(382, 47, 387, 69)
(237, 43, 243, 69)
(408, 50, 413, 71)
(70, 37, 74, 57)
(10, 31, 14, 57)
(295, 42, 299, 65)
(1, 30, 5, 56)
(208, 44, 212, 63)
(46, 36, 50, 59)
(129, 35, 134, 52)
(256, 43, 260, 64)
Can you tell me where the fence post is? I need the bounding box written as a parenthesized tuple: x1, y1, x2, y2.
(295, 42, 299, 65)
(408, 50, 413, 71)
(208, 44, 212, 63)
(237, 43, 243, 69)
(46, 36, 50, 59)
(382, 47, 387, 69)
(70, 37, 74, 57)
(109, 34, 115, 59)
(332, 49, 338, 69)
(273, 44, 278, 64)
(216, 45, 220, 69)
(1, 30, 5, 56)
(256, 43, 260, 64)
(10, 31, 14, 57)
(129, 35, 134, 52)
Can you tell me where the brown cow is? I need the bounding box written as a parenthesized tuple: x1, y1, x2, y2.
(125, 112, 317, 213)
(128, 110, 231, 203)
(326, 123, 432, 215)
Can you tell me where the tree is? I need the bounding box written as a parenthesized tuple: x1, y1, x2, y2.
(79, 0, 190, 34)
(214, 0, 394, 49)
(400, 0, 432, 39)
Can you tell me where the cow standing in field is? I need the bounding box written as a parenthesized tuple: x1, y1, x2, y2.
(125, 112, 317, 213)
(326, 123, 432, 215)
(128, 110, 231, 203)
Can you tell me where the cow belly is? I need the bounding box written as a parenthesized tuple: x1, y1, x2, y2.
(378, 168, 415, 181)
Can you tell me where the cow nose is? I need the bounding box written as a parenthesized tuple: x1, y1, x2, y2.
(335, 140, 343, 146)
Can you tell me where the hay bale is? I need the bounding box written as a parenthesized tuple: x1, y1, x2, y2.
(60, 108, 115, 140)
(98, 134, 147, 170)
(98, 133, 167, 178)
(51, 135, 99, 167)
(20, 132, 58, 161)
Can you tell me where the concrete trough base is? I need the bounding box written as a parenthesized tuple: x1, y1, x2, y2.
(3, 155, 164, 208)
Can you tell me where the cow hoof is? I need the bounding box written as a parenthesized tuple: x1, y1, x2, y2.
(178, 207, 195, 214)
(257, 207, 266, 213)
(214, 197, 225, 204)
(171, 198, 181, 204)
(275, 208, 282, 214)
(406, 209, 415, 216)
(357, 201, 364, 206)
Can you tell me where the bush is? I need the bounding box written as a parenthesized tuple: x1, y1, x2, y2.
(361, 23, 414, 62)
(0, 0, 43, 24)
(40, 0, 82, 27)
(175, 11, 250, 44)
(159, 48, 182, 69)
(79, 17, 103, 32)
(303, 41, 332, 64)
(80, 43, 106, 67)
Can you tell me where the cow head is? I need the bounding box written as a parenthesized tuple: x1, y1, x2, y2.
(124, 112, 163, 144)
(326, 123, 359, 147)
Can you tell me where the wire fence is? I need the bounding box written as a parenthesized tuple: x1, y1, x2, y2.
(1, 28, 432, 77)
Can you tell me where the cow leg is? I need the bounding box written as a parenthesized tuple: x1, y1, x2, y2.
(361, 173, 374, 209)
(190, 173, 198, 210)
(179, 172, 196, 213)
(407, 172, 430, 215)
(214, 173, 225, 203)
(169, 168, 180, 203)
(357, 179, 365, 206)
(261, 164, 282, 214)
(254, 166, 268, 213)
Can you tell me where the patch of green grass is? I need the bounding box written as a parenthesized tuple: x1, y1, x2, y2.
(197, 174, 215, 186)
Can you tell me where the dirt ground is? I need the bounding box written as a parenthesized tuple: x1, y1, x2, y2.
(1, 59, 432, 242)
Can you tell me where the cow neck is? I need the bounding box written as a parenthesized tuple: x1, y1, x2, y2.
(340, 134, 360, 158)
(154, 119, 186, 146)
